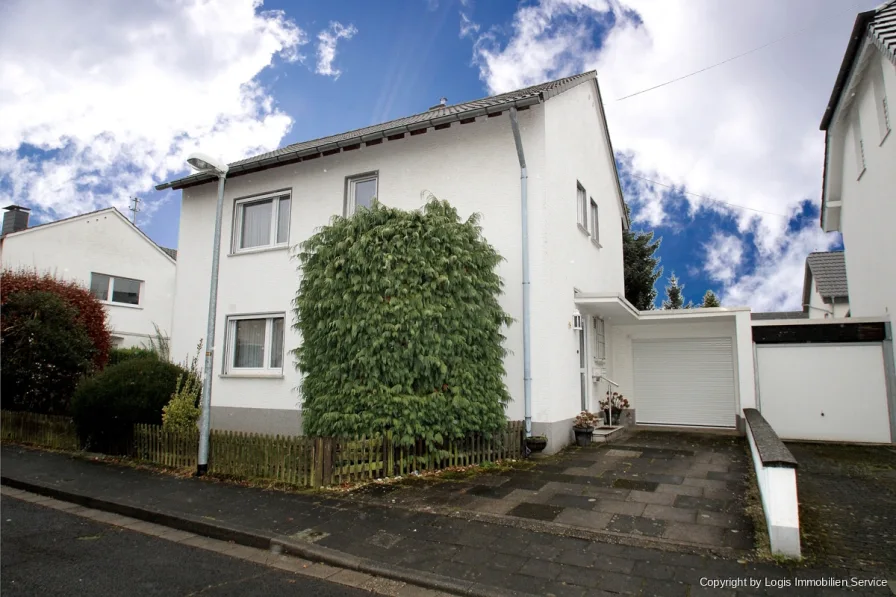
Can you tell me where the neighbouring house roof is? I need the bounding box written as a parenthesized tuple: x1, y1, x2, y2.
(803, 251, 849, 305)
(751, 311, 809, 321)
(1, 207, 177, 264)
(819, 1, 896, 225)
(155, 71, 630, 227)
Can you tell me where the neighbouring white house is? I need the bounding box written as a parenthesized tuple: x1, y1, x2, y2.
(820, 1, 896, 330)
(0, 205, 177, 349)
(157, 71, 758, 452)
(803, 251, 850, 319)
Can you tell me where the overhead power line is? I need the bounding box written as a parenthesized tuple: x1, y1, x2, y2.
(615, 4, 859, 102)
(629, 175, 791, 218)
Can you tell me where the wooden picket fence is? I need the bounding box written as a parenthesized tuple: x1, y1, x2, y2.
(3, 410, 525, 489)
(0, 411, 79, 451)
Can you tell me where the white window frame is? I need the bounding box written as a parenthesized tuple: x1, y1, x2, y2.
(90, 272, 143, 308)
(576, 182, 588, 233)
(345, 172, 378, 216)
(224, 313, 286, 376)
(232, 191, 291, 254)
(871, 61, 891, 143)
(589, 198, 600, 247)
(593, 316, 606, 362)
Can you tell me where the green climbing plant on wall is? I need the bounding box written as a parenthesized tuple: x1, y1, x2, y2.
(292, 198, 513, 449)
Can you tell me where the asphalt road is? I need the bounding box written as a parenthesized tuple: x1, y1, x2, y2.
(0, 496, 373, 596)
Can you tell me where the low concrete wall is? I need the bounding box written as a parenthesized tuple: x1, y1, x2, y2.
(211, 406, 303, 437)
(531, 417, 575, 455)
(743, 408, 800, 559)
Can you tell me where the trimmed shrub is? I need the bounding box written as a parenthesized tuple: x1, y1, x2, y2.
(109, 347, 158, 366)
(294, 199, 513, 448)
(71, 358, 188, 453)
(0, 291, 96, 414)
(1, 268, 112, 368)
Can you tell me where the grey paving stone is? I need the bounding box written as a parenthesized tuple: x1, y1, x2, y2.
(682, 477, 729, 491)
(547, 493, 600, 510)
(467, 496, 515, 515)
(720, 528, 753, 550)
(485, 552, 527, 572)
(707, 470, 746, 482)
(638, 578, 690, 597)
(591, 570, 640, 594)
(672, 495, 729, 513)
(554, 507, 612, 530)
(627, 490, 676, 505)
(643, 504, 697, 523)
(631, 560, 676, 580)
(451, 546, 496, 565)
(594, 498, 646, 516)
(605, 514, 667, 537)
(502, 475, 550, 491)
(467, 484, 517, 499)
(612, 478, 659, 492)
(590, 554, 635, 574)
(695, 510, 743, 528)
(516, 559, 566, 580)
(662, 522, 725, 546)
(541, 580, 592, 597)
(643, 473, 685, 485)
(554, 548, 598, 568)
(504, 488, 541, 503)
(507, 502, 563, 522)
(655, 483, 703, 497)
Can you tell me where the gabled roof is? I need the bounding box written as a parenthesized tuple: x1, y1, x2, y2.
(1, 207, 177, 264)
(156, 72, 600, 192)
(803, 251, 849, 303)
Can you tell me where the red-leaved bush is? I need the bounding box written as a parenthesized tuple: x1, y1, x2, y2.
(1, 268, 112, 368)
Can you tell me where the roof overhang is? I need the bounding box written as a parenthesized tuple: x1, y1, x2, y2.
(155, 95, 544, 192)
(573, 293, 749, 325)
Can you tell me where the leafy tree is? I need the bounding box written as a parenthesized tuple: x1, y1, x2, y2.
(0, 291, 96, 414)
(701, 290, 721, 308)
(293, 199, 513, 448)
(662, 273, 692, 309)
(622, 205, 663, 310)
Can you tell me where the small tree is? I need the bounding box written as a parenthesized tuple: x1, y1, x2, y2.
(701, 290, 721, 308)
(0, 291, 96, 414)
(662, 273, 692, 309)
(622, 205, 663, 310)
(1, 269, 111, 368)
(162, 340, 203, 433)
(294, 199, 513, 448)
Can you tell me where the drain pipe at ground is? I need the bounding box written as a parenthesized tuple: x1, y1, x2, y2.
(509, 107, 533, 438)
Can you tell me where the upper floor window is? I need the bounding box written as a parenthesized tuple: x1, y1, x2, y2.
(225, 314, 285, 374)
(576, 182, 587, 230)
(346, 173, 378, 216)
(589, 198, 600, 246)
(90, 273, 141, 306)
(233, 192, 291, 253)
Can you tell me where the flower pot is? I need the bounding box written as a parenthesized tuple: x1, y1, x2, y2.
(525, 436, 547, 454)
(573, 426, 593, 447)
(603, 410, 621, 425)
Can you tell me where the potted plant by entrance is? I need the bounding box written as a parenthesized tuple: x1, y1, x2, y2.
(572, 411, 598, 447)
(525, 435, 548, 454)
(600, 392, 630, 426)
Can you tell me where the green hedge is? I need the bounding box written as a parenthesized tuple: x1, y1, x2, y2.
(294, 199, 512, 448)
(108, 346, 158, 366)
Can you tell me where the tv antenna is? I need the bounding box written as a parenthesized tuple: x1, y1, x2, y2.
(129, 196, 141, 226)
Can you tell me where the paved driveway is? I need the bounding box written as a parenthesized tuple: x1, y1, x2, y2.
(787, 442, 896, 573)
(349, 431, 755, 554)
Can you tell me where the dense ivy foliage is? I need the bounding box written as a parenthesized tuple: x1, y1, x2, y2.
(1, 269, 111, 368)
(0, 291, 96, 414)
(293, 199, 513, 448)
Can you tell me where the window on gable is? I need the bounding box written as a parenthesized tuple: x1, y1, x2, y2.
(90, 273, 142, 306)
(576, 182, 587, 230)
(871, 63, 891, 141)
(346, 173, 378, 216)
(852, 112, 866, 178)
(226, 314, 285, 373)
(233, 192, 291, 252)
(589, 198, 599, 246)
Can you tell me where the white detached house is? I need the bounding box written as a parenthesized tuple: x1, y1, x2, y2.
(158, 72, 757, 452)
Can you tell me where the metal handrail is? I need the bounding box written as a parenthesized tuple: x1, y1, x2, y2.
(601, 377, 620, 426)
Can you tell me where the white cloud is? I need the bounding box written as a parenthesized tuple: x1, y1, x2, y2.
(467, 0, 863, 309)
(0, 0, 306, 223)
(703, 232, 745, 284)
(315, 22, 358, 79)
(460, 12, 481, 39)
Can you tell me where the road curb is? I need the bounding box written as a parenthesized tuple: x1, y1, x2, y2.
(1, 475, 535, 597)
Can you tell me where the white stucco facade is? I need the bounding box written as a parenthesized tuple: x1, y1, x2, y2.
(1, 208, 177, 348)
(823, 49, 896, 329)
(170, 77, 629, 442)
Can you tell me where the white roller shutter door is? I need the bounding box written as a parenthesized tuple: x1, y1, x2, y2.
(632, 337, 736, 428)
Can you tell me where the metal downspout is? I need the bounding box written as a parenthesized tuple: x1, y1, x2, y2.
(509, 108, 533, 437)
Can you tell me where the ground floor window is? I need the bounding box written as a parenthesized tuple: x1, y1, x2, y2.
(225, 314, 285, 373)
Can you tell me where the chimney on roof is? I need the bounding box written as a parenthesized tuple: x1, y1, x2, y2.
(428, 97, 448, 111)
(2, 205, 30, 235)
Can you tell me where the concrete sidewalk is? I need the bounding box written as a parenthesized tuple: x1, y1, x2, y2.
(0, 445, 890, 596)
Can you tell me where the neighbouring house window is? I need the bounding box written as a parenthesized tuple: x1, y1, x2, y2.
(233, 192, 291, 252)
(89, 273, 142, 306)
(852, 112, 866, 177)
(576, 182, 587, 230)
(593, 317, 606, 361)
(226, 314, 285, 372)
(346, 173, 378, 216)
(590, 198, 599, 245)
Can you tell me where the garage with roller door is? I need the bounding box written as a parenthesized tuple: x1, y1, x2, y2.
(632, 337, 737, 428)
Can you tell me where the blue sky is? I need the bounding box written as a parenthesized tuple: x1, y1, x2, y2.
(1, 0, 870, 310)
